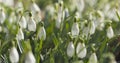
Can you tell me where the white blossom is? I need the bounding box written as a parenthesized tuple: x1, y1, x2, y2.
(9, 46, 19, 63)
(38, 26, 46, 40)
(0, 8, 6, 24)
(89, 21, 96, 35)
(88, 53, 97, 63)
(73, 60, 84, 63)
(76, 42, 87, 58)
(25, 51, 36, 63)
(16, 28, 24, 40)
(19, 16, 27, 29)
(27, 16, 36, 32)
(67, 42, 75, 57)
(107, 26, 114, 39)
(71, 22, 79, 37)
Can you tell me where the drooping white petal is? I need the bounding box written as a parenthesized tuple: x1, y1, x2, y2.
(88, 53, 97, 63)
(9, 47, 19, 63)
(38, 26, 46, 40)
(73, 60, 84, 63)
(76, 42, 87, 58)
(25, 51, 36, 63)
(67, 42, 75, 57)
(90, 21, 96, 35)
(16, 28, 24, 40)
(0, 9, 6, 24)
(107, 26, 114, 39)
(71, 22, 79, 37)
(28, 17, 36, 31)
(34, 11, 42, 23)
(19, 16, 27, 29)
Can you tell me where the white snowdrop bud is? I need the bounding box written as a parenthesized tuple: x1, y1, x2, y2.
(0, 8, 6, 24)
(25, 51, 36, 63)
(107, 26, 114, 39)
(19, 16, 27, 29)
(71, 22, 79, 37)
(30, 1, 41, 16)
(16, 28, 24, 40)
(67, 42, 75, 57)
(76, 42, 87, 58)
(27, 13, 36, 32)
(88, 53, 97, 63)
(9, 46, 19, 63)
(89, 21, 95, 35)
(38, 26, 46, 40)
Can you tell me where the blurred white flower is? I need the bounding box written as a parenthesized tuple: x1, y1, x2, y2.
(28, 15, 36, 32)
(76, 42, 87, 58)
(16, 28, 24, 40)
(9, 12, 16, 23)
(88, 53, 97, 63)
(9, 46, 19, 63)
(64, 8, 69, 18)
(67, 42, 75, 57)
(1, 0, 14, 7)
(25, 51, 36, 63)
(19, 16, 27, 29)
(71, 22, 79, 37)
(89, 21, 96, 35)
(0, 8, 6, 24)
(77, 0, 85, 13)
(34, 11, 42, 23)
(107, 26, 114, 39)
(38, 26, 46, 40)
(0, 26, 2, 32)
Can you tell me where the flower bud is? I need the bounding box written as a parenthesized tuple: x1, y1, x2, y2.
(107, 26, 114, 39)
(88, 53, 97, 63)
(67, 42, 75, 57)
(27, 14, 36, 31)
(71, 22, 79, 37)
(0, 8, 6, 24)
(76, 42, 87, 58)
(89, 21, 95, 35)
(25, 51, 36, 63)
(19, 16, 27, 29)
(16, 28, 24, 40)
(9, 46, 19, 63)
(38, 26, 46, 40)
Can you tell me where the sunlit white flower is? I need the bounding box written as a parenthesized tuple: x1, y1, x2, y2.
(88, 53, 97, 63)
(2, 0, 14, 7)
(67, 42, 75, 57)
(9, 46, 19, 63)
(27, 14, 36, 32)
(34, 11, 42, 23)
(9, 12, 16, 23)
(71, 22, 79, 37)
(16, 28, 24, 40)
(107, 26, 114, 39)
(38, 26, 46, 40)
(0, 8, 6, 24)
(30, 1, 41, 16)
(25, 51, 36, 63)
(76, 42, 87, 58)
(19, 16, 27, 29)
(89, 21, 96, 35)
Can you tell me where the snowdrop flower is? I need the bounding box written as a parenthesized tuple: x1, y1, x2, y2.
(76, 0, 85, 13)
(56, 1, 64, 28)
(67, 42, 75, 57)
(76, 42, 87, 58)
(19, 16, 27, 29)
(107, 25, 114, 39)
(9, 12, 16, 23)
(2, 0, 14, 7)
(71, 19, 79, 37)
(88, 53, 97, 63)
(25, 51, 36, 63)
(89, 21, 96, 35)
(27, 13, 36, 32)
(34, 11, 42, 23)
(30, 1, 41, 16)
(9, 46, 19, 63)
(37, 23, 46, 40)
(64, 8, 69, 18)
(16, 28, 24, 40)
(0, 8, 6, 24)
